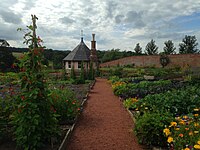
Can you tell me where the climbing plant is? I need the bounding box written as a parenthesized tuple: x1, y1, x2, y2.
(12, 15, 59, 149)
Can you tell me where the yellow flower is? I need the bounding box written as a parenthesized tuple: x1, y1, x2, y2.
(194, 108, 199, 111)
(167, 136, 173, 143)
(194, 114, 199, 117)
(194, 131, 199, 134)
(184, 148, 190, 150)
(170, 122, 177, 127)
(183, 115, 188, 119)
(198, 140, 200, 145)
(132, 98, 138, 102)
(163, 128, 171, 136)
(180, 120, 185, 125)
(195, 123, 199, 127)
(194, 144, 200, 149)
(175, 127, 180, 131)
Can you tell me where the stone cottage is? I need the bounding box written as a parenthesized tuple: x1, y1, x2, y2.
(63, 33, 98, 72)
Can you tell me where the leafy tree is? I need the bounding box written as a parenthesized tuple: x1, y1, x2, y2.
(145, 39, 158, 55)
(101, 49, 135, 63)
(134, 43, 142, 55)
(160, 55, 170, 68)
(179, 35, 199, 54)
(0, 47, 17, 72)
(163, 40, 176, 54)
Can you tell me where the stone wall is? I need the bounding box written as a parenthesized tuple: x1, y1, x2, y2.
(100, 54, 200, 68)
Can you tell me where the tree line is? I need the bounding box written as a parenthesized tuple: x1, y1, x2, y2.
(97, 35, 199, 63)
(143, 35, 199, 55)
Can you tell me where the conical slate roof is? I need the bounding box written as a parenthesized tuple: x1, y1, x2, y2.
(63, 38, 90, 61)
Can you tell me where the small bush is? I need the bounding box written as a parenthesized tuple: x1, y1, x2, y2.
(135, 112, 173, 147)
(51, 89, 80, 124)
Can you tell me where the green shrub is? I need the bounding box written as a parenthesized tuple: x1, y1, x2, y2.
(135, 112, 173, 147)
(51, 88, 80, 124)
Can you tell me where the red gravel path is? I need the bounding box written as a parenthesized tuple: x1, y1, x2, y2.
(66, 78, 143, 150)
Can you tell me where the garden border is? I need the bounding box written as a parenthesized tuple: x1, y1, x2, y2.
(126, 106, 168, 150)
(57, 80, 96, 150)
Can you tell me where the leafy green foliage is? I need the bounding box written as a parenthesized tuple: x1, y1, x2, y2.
(0, 86, 16, 141)
(145, 39, 158, 55)
(135, 112, 173, 146)
(78, 61, 85, 84)
(0, 47, 18, 72)
(12, 16, 59, 150)
(51, 89, 80, 124)
(160, 55, 170, 68)
(133, 85, 200, 116)
(70, 65, 76, 80)
(100, 49, 136, 63)
(88, 62, 94, 80)
(179, 35, 199, 54)
(113, 80, 173, 99)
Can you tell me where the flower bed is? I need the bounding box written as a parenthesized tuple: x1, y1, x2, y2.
(109, 75, 200, 149)
(0, 81, 92, 150)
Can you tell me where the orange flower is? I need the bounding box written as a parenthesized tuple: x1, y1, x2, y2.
(179, 133, 184, 137)
(189, 131, 193, 136)
(185, 128, 189, 130)
(194, 114, 199, 117)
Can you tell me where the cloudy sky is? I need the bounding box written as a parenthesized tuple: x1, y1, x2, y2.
(1, 0, 200, 52)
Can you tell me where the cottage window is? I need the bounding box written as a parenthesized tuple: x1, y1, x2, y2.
(68, 61, 71, 68)
(78, 62, 81, 68)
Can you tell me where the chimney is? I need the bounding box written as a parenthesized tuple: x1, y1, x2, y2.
(91, 33, 96, 49)
(90, 33, 98, 62)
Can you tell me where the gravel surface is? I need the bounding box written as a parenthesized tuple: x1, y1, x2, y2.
(66, 78, 143, 150)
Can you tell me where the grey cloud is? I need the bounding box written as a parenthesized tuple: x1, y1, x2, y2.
(0, 0, 18, 7)
(106, 1, 118, 18)
(125, 11, 142, 22)
(0, 23, 21, 41)
(115, 15, 124, 24)
(23, 0, 37, 10)
(124, 11, 145, 28)
(0, 10, 22, 24)
(59, 17, 75, 25)
(82, 18, 92, 26)
(146, 31, 184, 41)
(114, 11, 146, 28)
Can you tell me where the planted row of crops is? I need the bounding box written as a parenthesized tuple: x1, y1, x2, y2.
(109, 76, 200, 149)
(112, 78, 189, 99)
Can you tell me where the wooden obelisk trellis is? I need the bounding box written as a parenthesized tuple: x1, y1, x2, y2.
(31, 14, 38, 49)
